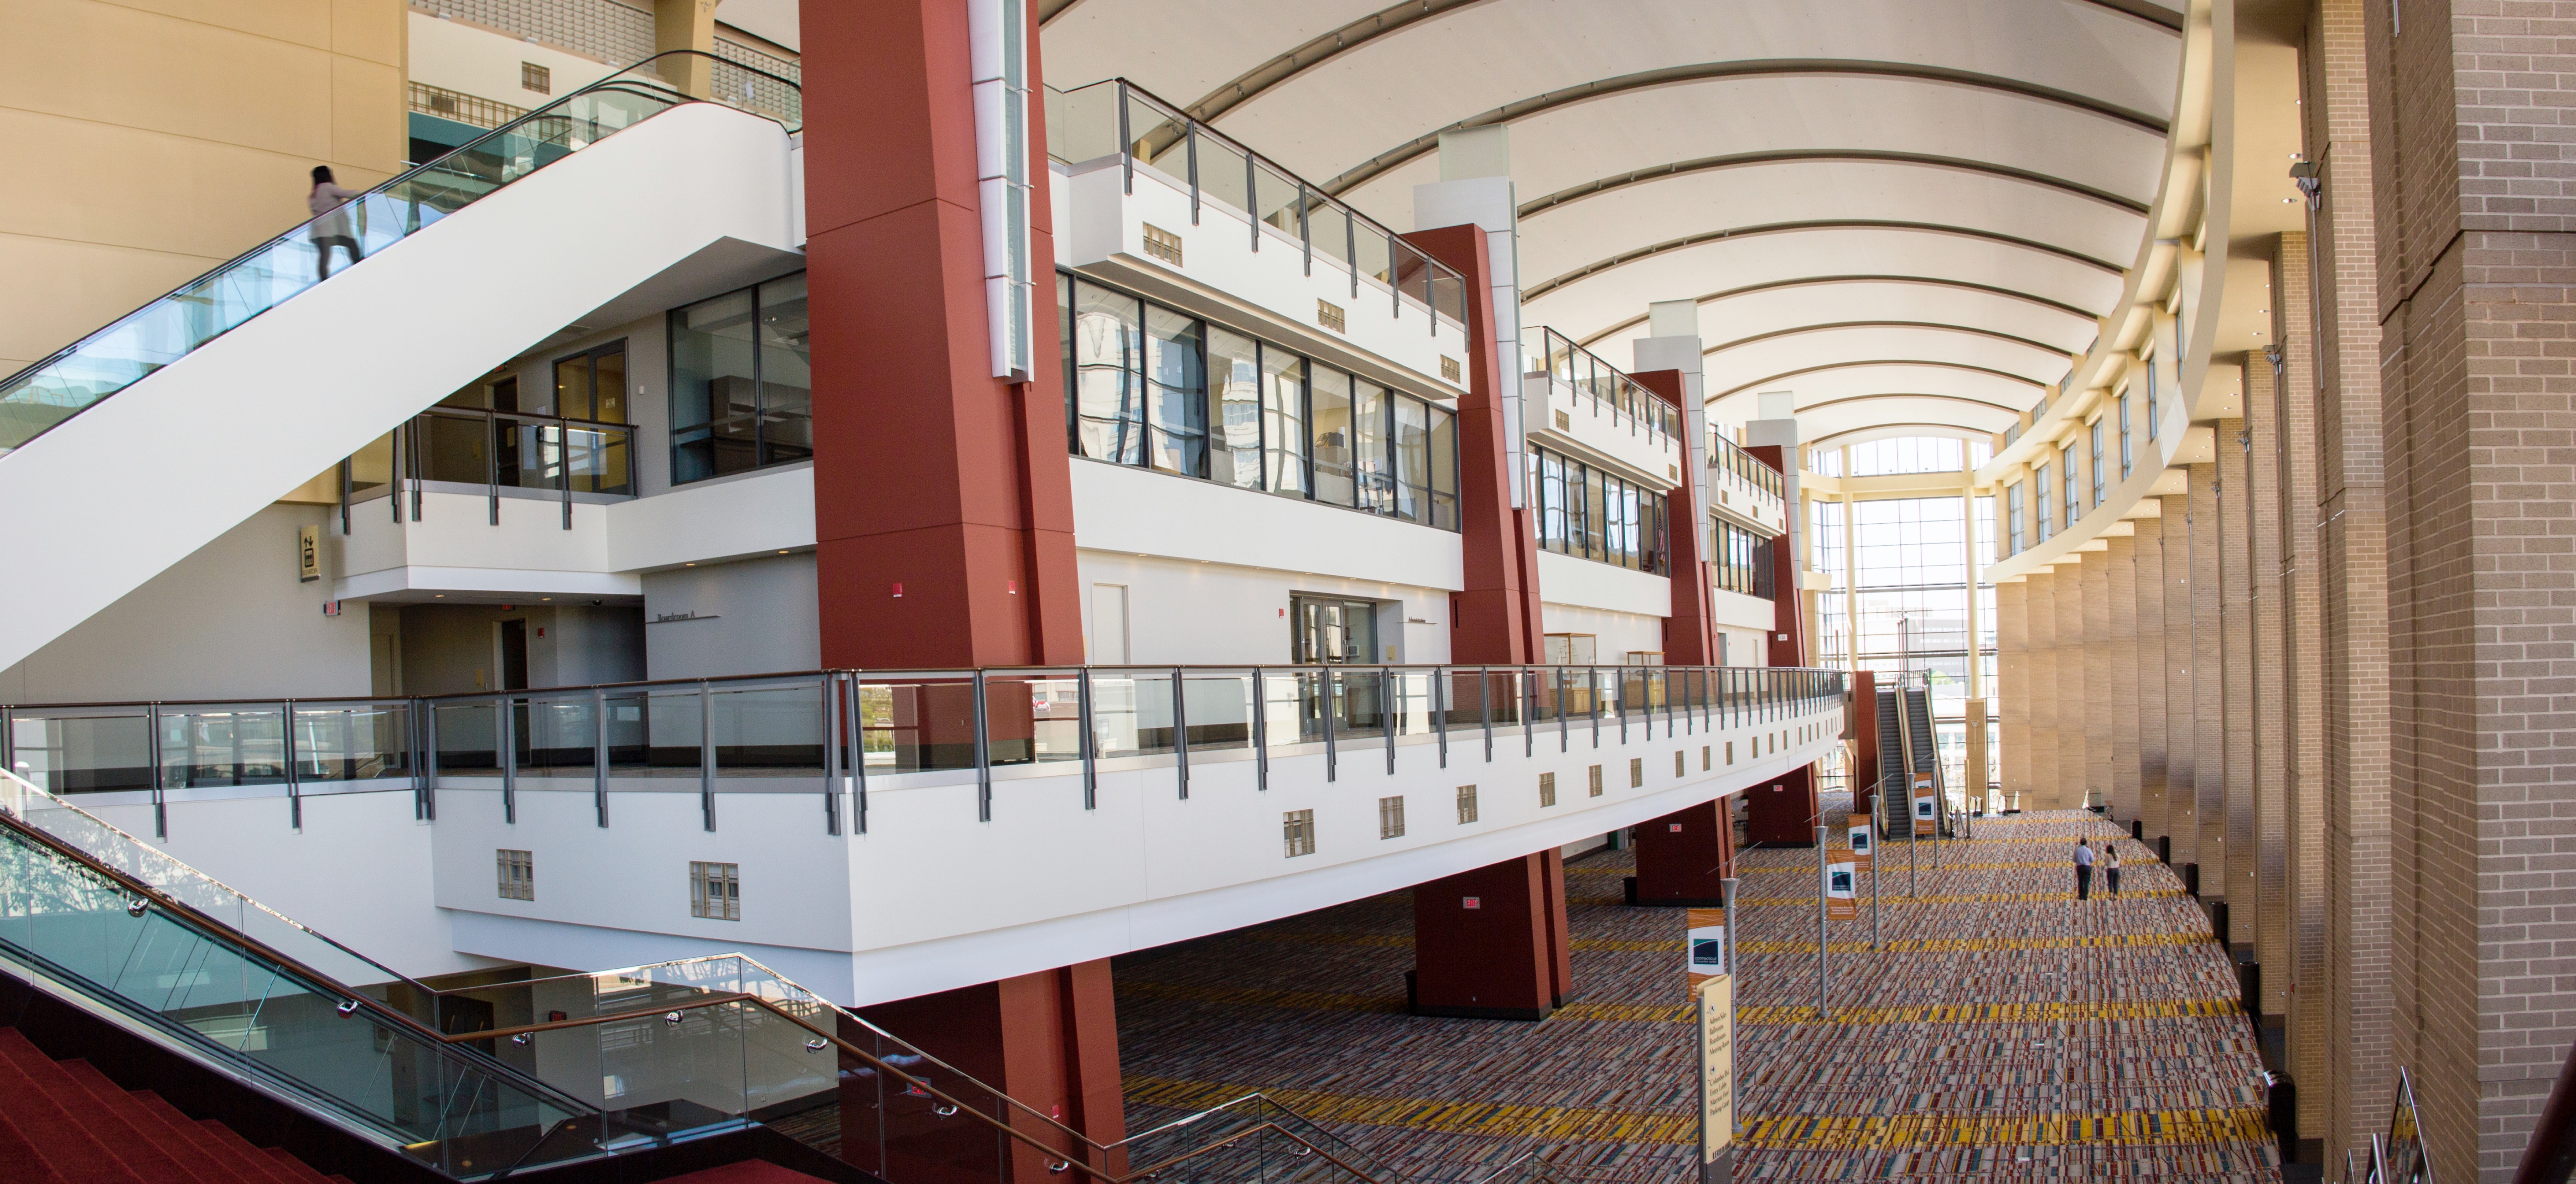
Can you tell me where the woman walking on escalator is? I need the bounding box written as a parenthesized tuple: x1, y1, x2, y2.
(308, 166, 365, 279)
(2104, 842, 2122, 899)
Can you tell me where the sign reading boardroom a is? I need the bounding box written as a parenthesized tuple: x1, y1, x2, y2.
(1685, 907, 1727, 996)
(1825, 860, 1857, 921)
(1847, 822, 1873, 871)
(297, 524, 321, 584)
(1911, 774, 1936, 836)
(1697, 974, 1735, 1184)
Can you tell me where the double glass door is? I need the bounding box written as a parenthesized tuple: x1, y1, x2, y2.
(1292, 597, 1382, 737)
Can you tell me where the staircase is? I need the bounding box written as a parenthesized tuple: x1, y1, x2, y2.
(0, 1026, 347, 1184)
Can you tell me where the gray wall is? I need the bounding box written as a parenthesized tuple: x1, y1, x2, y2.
(642, 552, 818, 680)
(398, 603, 646, 695)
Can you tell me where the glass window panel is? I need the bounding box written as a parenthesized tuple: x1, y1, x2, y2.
(1309, 367, 1354, 506)
(1583, 466, 1607, 559)
(1142, 305, 1206, 477)
(1261, 347, 1306, 497)
(592, 346, 626, 425)
(1309, 201, 1353, 269)
(1059, 271, 1075, 450)
(1253, 160, 1302, 243)
(1072, 281, 1144, 464)
(1392, 395, 1429, 522)
(1355, 227, 1393, 290)
(2063, 443, 2080, 527)
(669, 290, 757, 484)
(1208, 327, 1261, 489)
(1351, 379, 1389, 513)
(1621, 482, 1641, 569)
(1426, 405, 1458, 530)
(553, 352, 591, 420)
(1539, 450, 1567, 552)
(1124, 93, 1188, 180)
(756, 273, 811, 466)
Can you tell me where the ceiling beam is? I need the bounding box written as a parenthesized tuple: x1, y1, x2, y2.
(1522, 220, 2125, 304)
(1518, 150, 2151, 219)
(1710, 360, 2047, 402)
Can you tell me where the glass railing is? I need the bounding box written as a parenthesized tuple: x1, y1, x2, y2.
(1044, 79, 1468, 336)
(3, 665, 1846, 831)
(0, 775, 606, 1178)
(344, 405, 637, 528)
(1527, 327, 1683, 449)
(0, 51, 800, 459)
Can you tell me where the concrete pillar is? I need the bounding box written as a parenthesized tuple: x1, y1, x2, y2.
(655, 0, 718, 97)
(2135, 514, 2170, 841)
(2247, 349, 2290, 1028)
(2304, 0, 2393, 1159)
(2058, 558, 2088, 809)
(1850, 669, 1880, 819)
(1998, 580, 2030, 804)
(2160, 492, 2198, 871)
(1633, 367, 1716, 664)
(803, 1, 1084, 668)
(2272, 230, 2329, 1149)
(2106, 534, 2141, 820)
(2084, 550, 2112, 809)
(1964, 697, 1989, 803)
(1410, 850, 1573, 1019)
(851, 960, 1127, 1184)
(1746, 763, 1819, 846)
(2217, 419, 2255, 928)
(1628, 799, 1735, 906)
(2189, 463, 2227, 899)
(2026, 568, 2060, 807)
(1408, 224, 1543, 662)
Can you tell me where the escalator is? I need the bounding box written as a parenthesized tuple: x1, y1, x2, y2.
(1901, 685, 1948, 838)
(1874, 688, 1907, 839)
(0, 52, 802, 675)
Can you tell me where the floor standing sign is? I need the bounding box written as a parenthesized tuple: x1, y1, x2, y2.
(1825, 859, 1857, 921)
(1848, 822, 1873, 871)
(1686, 907, 1728, 991)
(1697, 973, 1734, 1184)
(1911, 774, 1937, 836)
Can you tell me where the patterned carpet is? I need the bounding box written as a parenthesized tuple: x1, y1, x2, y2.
(1112, 797, 2280, 1183)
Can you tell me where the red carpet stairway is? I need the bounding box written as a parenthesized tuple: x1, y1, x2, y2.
(0, 1026, 351, 1184)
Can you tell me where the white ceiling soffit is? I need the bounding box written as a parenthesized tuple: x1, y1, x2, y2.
(1042, 0, 2183, 436)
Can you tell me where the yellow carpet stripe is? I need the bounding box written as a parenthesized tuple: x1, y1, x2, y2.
(1127, 1075, 2268, 1150)
(1117, 980, 2239, 1026)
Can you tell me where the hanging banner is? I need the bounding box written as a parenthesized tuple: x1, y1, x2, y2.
(297, 524, 322, 583)
(1847, 822, 1873, 871)
(1825, 860, 1857, 920)
(1697, 974, 1734, 1184)
(1911, 774, 1937, 836)
(1686, 907, 1727, 997)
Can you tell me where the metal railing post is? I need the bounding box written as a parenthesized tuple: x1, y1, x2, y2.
(1522, 668, 1534, 758)
(147, 704, 165, 839)
(1251, 667, 1267, 791)
(1185, 120, 1199, 224)
(1480, 666, 1493, 763)
(1323, 670, 1338, 783)
(498, 695, 515, 825)
(1078, 667, 1098, 808)
(1589, 668, 1601, 749)
(972, 670, 992, 822)
(592, 686, 609, 828)
(1172, 667, 1189, 800)
(1557, 668, 1569, 753)
(1434, 666, 1448, 769)
(699, 681, 715, 832)
(1382, 667, 1394, 776)
(1117, 81, 1132, 195)
(818, 676, 837, 835)
(422, 701, 438, 820)
(284, 701, 302, 831)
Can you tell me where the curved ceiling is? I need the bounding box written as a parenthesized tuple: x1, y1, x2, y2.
(1043, 0, 2183, 440)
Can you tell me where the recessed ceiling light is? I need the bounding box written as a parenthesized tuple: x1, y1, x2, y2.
(686, 562, 696, 566)
(778, 549, 790, 554)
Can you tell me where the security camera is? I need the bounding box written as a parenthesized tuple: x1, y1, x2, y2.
(590, 599, 604, 607)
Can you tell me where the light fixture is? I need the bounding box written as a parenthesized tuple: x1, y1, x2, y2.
(337, 999, 362, 1016)
(778, 549, 790, 554)
(664, 1011, 683, 1026)
(686, 562, 696, 567)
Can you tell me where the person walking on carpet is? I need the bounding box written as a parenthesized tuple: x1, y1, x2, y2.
(2104, 843, 2122, 898)
(2073, 838, 2095, 901)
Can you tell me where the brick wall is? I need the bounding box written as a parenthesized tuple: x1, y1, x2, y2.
(2274, 231, 2333, 1132)
(2219, 419, 2257, 921)
(2029, 569, 2061, 810)
(2190, 466, 2227, 883)
(1999, 579, 2031, 801)
(2136, 516, 2172, 841)
(2063, 557, 2091, 808)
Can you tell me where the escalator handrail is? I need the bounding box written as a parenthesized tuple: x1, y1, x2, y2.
(0, 49, 800, 455)
(0, 769, 601, 1120)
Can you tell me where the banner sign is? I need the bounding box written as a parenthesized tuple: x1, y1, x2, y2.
(297, 524, 322, 583)
(1911, 774, 1936, 836)
(1825, 860, 1857, 920)
(1697, 974, 1734, 1184)
(1686, 907, 1727, 996)
(1847, 823, 1873, 871)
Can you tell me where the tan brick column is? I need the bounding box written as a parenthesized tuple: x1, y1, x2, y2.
(2303, 0, 2392, 1159)
(2084, 551, 2113, 810)
(2271, 231, 2330, 1141)
(2027, 568, 2060, 808)
(1998, 579, 2031, 803)
(2059, 558, 2089, 808)
(2161, 491, 2199, 868)
(2188, 465, 2226, 893)
(2135, 515, 2170, 841)
(2246, 353, 2292, 1019)
(2217, 421, 2254, 926)
(2106, 534, 2142, 820)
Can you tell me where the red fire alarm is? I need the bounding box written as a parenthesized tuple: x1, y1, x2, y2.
(891, 583, 904, 598)
(1462, 896, 1481, 910)
(1008, 579, 1019, 594)
(1669, 823, 1683, 832)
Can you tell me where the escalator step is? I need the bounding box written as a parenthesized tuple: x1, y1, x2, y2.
(123, 1093, 268, 1184)
(52, 1060, 246, 1184)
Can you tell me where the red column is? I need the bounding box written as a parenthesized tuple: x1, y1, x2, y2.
(801, 0, 1082, 669)
(1850, 669, 1879, 819)
(1743, 445, 1805, 669)
(1634, 370, 1715, 665)
(1401, 225, 1543, 663)
(1746, 764, 1821, 846)
(1409, 850, 1572, 1019)
(1627, 799, 1733, 906)
(845, 960, 1127, 1184)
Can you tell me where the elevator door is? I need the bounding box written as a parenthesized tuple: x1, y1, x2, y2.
(1292, 597, 1379, 664)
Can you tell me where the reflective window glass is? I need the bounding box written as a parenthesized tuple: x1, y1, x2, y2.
(1208, 327, 1261, 489)
(1261, 346, 1306, 496)
(1143, 305, 1206, 477)
(1426, 405, 1458, 529)
(1072, 281, 1143, 464)
(670, 290, 757, 483)
(1309, 367, 1355, 506)
(756, 273, 810, 467)
(1352, 379, 1389, 513)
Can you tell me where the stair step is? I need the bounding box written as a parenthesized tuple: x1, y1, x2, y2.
(199, 1121, 310, 1184)
(133, 1091, 300, 1184)
(55, 1060, 255, 1184)
(0, 1030, 152, 1184)
(4, 1055, 192, 1184)
(0, 1109, 69, 1184)
(262, 1145, 341, 1184)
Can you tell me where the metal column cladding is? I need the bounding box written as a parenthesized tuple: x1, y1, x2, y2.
(970, 0, 1033, 381)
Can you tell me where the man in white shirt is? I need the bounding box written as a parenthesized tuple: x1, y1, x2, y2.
(2074, 839, 2096, 901)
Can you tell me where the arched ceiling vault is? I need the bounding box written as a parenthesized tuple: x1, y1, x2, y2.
(1043, 0, 2184, 440)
